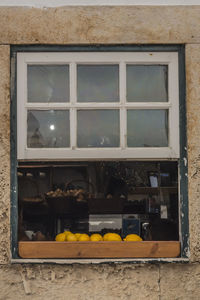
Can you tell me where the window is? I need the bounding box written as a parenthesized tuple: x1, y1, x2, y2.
(17, 52, 179, 160)
(11, 46, 188, 260)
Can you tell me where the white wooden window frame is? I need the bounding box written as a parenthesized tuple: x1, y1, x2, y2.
(17, 52, 179, 160)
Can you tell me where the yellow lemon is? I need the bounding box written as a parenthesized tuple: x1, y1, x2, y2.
(64, 230, 71, 238)
(78, 233, 90, 241)
(123, 234, 143, 241)
(55, 233, 66, 242)
(90, 233, 103, 241)
(66, 233, 77, 241)
(103, 233, 122, 241)
(75, 233, 82, 239)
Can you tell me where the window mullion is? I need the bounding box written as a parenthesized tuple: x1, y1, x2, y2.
(120, 61, 126, 149)
(119, 61, 126, 105)
(70, 108, 76, 149)
(70, 62, 77, 149)
(70, 62, 76, 105)
(120, 108, 126, 149)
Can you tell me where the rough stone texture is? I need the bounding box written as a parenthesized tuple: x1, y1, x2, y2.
(0, 4, 200, 300)
(0, 6, 200, 44)
(0, 264, 159, 299)
(160, 263, 200, 300)
(0, 46, 10, 264)
(186, 44, 200, 262)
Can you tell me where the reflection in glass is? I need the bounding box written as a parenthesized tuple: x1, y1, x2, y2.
(28, 65, 69, 102)
(127, 109, 168, 147)
(77, 65, 119, 102)
(127, 65, 168, 102)
(77, 110, 120, 147)
(27, 110, 70, 148)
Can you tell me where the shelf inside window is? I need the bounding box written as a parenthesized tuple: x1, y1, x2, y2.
(128, 187, 177, 195)
(19, 241, 180, 259)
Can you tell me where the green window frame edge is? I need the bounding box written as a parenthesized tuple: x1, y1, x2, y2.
(10, 44, 189, 262)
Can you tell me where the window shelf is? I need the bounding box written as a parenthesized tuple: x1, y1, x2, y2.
(19, 241, 180, 259)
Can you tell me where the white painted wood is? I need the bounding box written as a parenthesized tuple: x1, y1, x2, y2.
(70, 62, 76, 105)
(21, 52, 178, 64)
(119, 62, 127, 149)
(21, 147, 179, 160)
(168, 57, 179, 156)
(25, 102, 171, 109)
(17, 54, 27, 160)
(25, 103, 72, 108)
(1, 0, 200, 8)
(17, 51, 180, 160)
(70, 108, 76, 149)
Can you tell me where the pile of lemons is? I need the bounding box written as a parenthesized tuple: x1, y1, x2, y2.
(55, 231, 142, 242)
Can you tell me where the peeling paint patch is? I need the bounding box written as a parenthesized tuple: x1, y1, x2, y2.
(183, 157, 187, 167)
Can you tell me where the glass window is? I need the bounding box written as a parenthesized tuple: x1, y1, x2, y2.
(27, 110, 70, 148)
(126, 65, 168, 102)
(17, 52, 179, 160)
(77, 109, 120, 148)
(127, 109, 168, 147)
(28, 65, 70, 103)
(77, 64, 119, 102)
(14, 49, 187, 261)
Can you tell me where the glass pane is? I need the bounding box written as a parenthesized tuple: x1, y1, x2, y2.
(28, 65, 69, 102)
(77, 110, 120, 147)
(77, 65, 119, 102)
(127, 109, 168, 147)
(27, 110, 70, 148)
(127, 65, 168, 102)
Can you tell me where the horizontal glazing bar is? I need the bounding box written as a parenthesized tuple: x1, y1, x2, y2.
(25, 102, 171, 109)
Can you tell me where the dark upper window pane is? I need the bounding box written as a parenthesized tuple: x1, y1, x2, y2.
(77, 65, 119, 102)
(127, 65, 168, 102)
(28, 65, 69, 102)
(27, 110, 70, 148)
(77, 109, 120, 147)
(127, 109, 168, 147)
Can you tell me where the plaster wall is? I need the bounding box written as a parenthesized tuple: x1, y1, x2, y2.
(0, 5, 200, 299)
(1, 0, 200, 7)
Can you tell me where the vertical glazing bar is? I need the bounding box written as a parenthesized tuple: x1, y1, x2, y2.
(70, 62, 76, 148)
(120, 61, 126, 149)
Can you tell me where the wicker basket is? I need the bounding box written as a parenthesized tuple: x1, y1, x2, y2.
(46, 180, 94, 214)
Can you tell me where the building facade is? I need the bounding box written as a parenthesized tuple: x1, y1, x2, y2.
(0, 3, 200, 299)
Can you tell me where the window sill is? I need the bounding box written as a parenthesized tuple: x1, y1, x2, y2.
(19, 241, 180, 259)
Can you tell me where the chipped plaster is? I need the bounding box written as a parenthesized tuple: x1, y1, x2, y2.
(0, 5, 199, 299)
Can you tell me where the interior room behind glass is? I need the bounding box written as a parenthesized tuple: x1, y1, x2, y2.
(18, 161, 179, 242)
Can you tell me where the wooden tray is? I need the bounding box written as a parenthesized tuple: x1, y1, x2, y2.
(19, 241, 180, 259)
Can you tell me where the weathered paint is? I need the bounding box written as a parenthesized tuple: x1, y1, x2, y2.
(10, 44, 189, 260)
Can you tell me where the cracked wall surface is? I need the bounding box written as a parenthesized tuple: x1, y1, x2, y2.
(0, 6, 199, 44)
(0, 5, 200, 300)
(0, 46, 10, 265)
(186, 44, 200, 262)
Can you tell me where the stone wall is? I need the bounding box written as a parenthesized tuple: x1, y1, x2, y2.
(0, 5, 200, 299)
